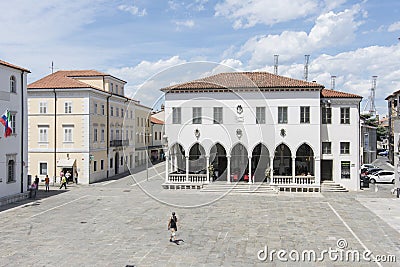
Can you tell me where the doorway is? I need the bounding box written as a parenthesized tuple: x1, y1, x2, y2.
(115, 152, 119, 175)
(321, 160, 333, 181)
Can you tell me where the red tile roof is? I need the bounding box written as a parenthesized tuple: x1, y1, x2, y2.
(320, 89, 362, 98)
(161, 71, 324, 91)
(0, 59, 30, 73)
(28, 71, 97, 89)
(28, 70, 127, 89)
(151, 117, 164, 124)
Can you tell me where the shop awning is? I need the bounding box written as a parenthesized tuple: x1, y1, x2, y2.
(57, 159, 76, 168)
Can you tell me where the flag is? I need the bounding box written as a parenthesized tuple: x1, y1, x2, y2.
(0, 110, 12, 137)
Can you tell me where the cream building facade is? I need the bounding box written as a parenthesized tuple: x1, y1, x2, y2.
(0, 60, 30, 200)
(28, 70, 151, 185)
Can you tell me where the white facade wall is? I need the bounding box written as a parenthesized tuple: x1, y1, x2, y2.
(164, 90, 360, 190)
(0, 64, 29, 198)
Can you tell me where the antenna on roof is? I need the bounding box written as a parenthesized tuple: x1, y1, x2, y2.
(330, 75, 336, 90)
(49, 61, 59, 74)
(274, 55, 279, 75)
(304, 55, 310, 81)
(369, 76, 378, 116)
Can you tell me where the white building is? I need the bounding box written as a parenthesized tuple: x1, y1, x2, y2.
(0, 60, 30, 200)
(162, 72, 362, 191)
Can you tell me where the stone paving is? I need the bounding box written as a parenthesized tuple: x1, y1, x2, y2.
(0, 162, 400, 266)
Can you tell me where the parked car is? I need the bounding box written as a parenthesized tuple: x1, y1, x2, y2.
(378, 150, 388, 156)
(361, 164, 376, 169)
(364, 167, 383, 176)
(368, 170, 395, 184)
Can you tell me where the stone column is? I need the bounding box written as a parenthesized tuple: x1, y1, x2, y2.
(292, 156, 296, 184)
(248, 156, 252, 184)
(270, 156, 274, 184)
(227, 156, 231, 184)
(185, 156, 189, 183)
(206, 156, 210, 184)
(165, 155, 169, 183)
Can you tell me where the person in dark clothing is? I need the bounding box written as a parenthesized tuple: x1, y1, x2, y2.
(34, 175, 39, 190)
(168, 212, 178, 242)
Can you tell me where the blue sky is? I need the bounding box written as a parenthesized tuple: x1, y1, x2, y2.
(1, 0, 400, 114)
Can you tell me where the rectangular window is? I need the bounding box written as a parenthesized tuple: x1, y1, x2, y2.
(64, 102, 72, 113)
(110, 158, 113, 169)
(39, 102, 48, 114)
(278, 107, 287, 124)
(172, 107, 181, 124)
(94, 161, 97, 172)
(39, 162, 48, 175)
(116, 84, 119, 94)
(121, 109, 124, 118)
(322, 107, 332, 124)
(213, 107, 223, 124)
(341, 161, 350, 179)
(120, 156, 123, 165)
(193, 107, 202, 124)
(94, 103, 98, 114)
(101, 104, 105, 115)
(116, 129, 120, 140)
(322, 142, 331, 154)
(63, 127, 73, 142)
(116, 108, 119, 117)
(39, 127, 48, 142)
(94, 128, 98, 142)
(256, 107, 266, 124)
(101, 128, 105, 142)
(9, 113, 16, 133)
(101, 160, 104, 170)
(111, 107, 114, 116)
(111, 129, 114, 140)
(7, 155, 16, 182)
(131, 130, 133, 140)
(110, 82, 114, 92)
(340, 107, 350, 124)
(340, 142, 350, 154)
(300, 106, 310, 123)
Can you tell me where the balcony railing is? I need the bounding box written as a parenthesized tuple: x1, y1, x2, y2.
(110, 139, 129, 147)
(168, 173, 208, 183)
(272, 176, 315, 185)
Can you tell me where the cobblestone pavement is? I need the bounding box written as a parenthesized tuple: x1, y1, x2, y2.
(1, 162, 400, 266)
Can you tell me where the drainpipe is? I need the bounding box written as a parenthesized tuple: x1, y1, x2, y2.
(53, 88, 57, 185)
(20, 71, 24, 193)
(106, 92, 112, 179)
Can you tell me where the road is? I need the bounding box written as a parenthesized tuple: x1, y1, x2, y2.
(0, 161, 399, 266)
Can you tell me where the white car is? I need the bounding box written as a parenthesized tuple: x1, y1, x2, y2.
(361, 164, 376, 169)
(368, 170, 395, 184)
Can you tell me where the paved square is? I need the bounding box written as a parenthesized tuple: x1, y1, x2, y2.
(1, 162, 399, 266)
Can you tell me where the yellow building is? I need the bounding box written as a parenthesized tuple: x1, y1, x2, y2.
(27, 70, 151, 184)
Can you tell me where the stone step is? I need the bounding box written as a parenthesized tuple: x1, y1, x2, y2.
(201, 183, 278, 194)
(321, 182, 348, 192)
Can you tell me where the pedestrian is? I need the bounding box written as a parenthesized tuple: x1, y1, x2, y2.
(59, 175, 67, 189)
(34, 175, 39, 190)
(74, 171, 78, 184)
(65, 171, 71, 183)
(29, 182, 37, 199)
(168, 212, 178, 242)
(45, 175, 50, 192)
(60, 170, 64, 184)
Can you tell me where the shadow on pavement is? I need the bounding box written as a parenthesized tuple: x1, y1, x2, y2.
(0, 189, 69, 213)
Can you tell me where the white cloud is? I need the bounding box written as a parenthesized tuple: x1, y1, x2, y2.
(388, 21, 400, 32)
(215, 0, 321, 29)
(118, 4, 147, 16)
(174, 19, 195, 30)
(237, 5, 364, 68)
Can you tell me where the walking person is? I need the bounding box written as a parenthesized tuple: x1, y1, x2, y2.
(65, 171, 71, 183)
(59, 175, 67, 189)
(74, 171, 78, 184)
(45, 175, 50, 192)
(168, 212, 178, 243)
(34, 175, 39, 190)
